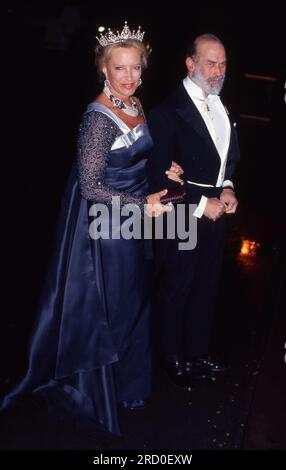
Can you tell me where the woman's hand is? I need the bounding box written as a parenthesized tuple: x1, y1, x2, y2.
(165, 161, 184, 185)
(145, 189, 173, 217)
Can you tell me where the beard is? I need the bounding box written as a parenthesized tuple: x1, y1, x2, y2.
(192, 67, 225, 95)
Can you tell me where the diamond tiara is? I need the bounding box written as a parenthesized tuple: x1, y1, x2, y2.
(96, 21, 145, 47)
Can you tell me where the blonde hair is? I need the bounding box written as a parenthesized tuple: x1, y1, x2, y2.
(95, 39, 150, 81)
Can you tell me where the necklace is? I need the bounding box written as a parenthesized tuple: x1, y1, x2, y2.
(103, 86, 139, 117)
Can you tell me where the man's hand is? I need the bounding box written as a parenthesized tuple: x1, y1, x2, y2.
(203, 197, 226, 221)
(165, 161, 184, 185)
(220, 188, 238, 214)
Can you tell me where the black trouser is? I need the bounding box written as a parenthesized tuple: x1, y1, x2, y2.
(154, 214, 225, 359)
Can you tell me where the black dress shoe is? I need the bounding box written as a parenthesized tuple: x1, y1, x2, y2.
(163, 359, 194, 389)
(192, 355, 229, 373)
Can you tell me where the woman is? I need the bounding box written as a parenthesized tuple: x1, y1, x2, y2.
(0, 22, 180, 435)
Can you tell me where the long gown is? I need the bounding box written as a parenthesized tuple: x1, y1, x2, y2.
(0, 103, 153, 435)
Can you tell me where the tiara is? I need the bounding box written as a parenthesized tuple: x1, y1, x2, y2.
(96, 21, 145, 47)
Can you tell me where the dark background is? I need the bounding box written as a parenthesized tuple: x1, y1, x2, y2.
(1, 0, 286, 450)
(2, 0, 285, 390)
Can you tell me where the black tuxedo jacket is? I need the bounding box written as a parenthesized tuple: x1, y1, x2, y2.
(147, 82, 240, 205)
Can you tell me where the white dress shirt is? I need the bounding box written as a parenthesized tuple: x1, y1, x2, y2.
(183, 76, 233, 217)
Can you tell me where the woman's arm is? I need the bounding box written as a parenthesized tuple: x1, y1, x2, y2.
(77, 111, 147, 210)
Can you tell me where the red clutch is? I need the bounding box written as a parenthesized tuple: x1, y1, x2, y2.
(160, 187, 187, 204)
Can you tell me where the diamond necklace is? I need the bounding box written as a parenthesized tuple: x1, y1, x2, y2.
(103, 86, 139, 117)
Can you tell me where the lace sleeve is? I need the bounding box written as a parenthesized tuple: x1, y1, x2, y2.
(77, 111, 147, 210)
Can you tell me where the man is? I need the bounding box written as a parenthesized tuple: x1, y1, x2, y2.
(147, 34, 240, 387)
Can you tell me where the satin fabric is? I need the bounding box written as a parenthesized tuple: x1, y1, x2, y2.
(1, 105, 153, 436)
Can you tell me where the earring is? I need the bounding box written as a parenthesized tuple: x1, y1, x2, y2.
(137, 78, 142, 87)
(104, 79, 110, 88)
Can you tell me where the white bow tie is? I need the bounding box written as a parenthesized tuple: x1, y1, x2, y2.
(206, 94, 220, 104)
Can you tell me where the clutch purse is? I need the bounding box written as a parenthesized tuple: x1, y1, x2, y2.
(160, 187, 187, 204)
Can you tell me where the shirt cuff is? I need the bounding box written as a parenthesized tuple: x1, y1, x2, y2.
(222, 180, 234, 189)
(193, 195, 208, 218)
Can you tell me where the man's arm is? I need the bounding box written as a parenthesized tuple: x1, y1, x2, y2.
(224, 125, 240, 182)
(147, 107, 180, 193)
(219, 124, 240, 214)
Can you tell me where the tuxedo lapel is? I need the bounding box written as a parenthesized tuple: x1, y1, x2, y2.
(174, 84, 220, 158)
